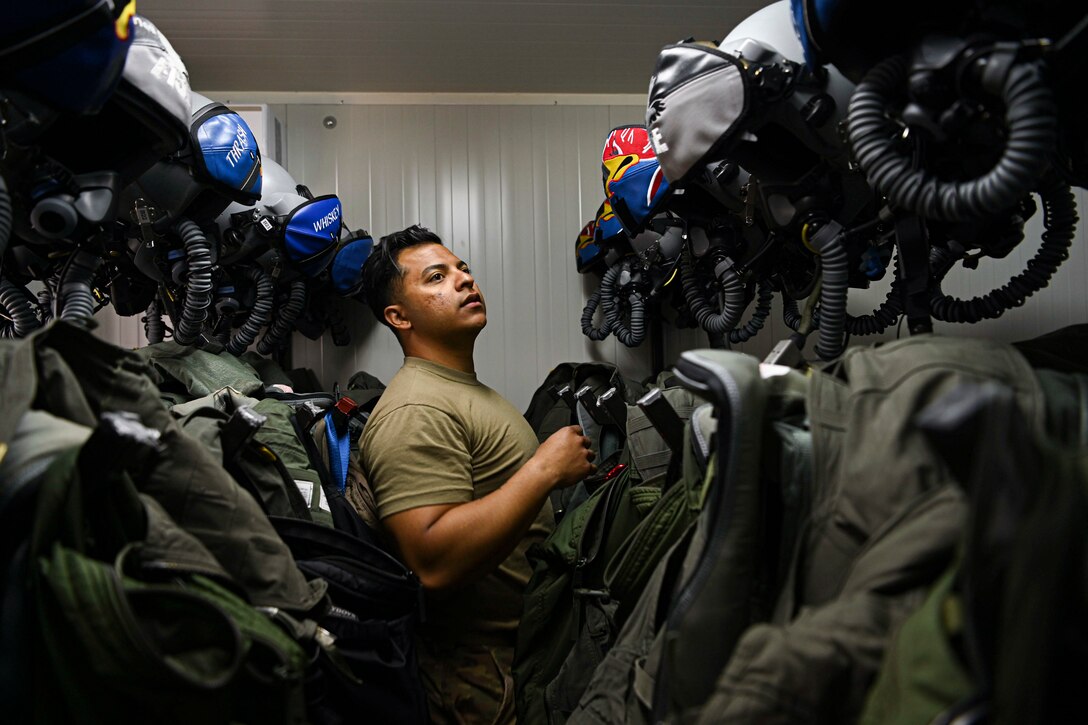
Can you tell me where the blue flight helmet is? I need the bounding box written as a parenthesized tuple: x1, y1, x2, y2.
(57, 13, 192, 183)
(217, 157, 343, 278)
(0, 11, 190, 268)
(283, 194, 343, 277)
(2, 0, 136, 115)
(789, 0, 981, 82)
(128, 91, 262, 224)
(48, 14, 191, 181)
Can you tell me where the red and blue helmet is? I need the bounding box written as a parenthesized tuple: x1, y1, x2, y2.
(600, 125, 671, 237)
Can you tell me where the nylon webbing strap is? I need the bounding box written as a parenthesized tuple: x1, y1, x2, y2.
(323, 410, 351, 494)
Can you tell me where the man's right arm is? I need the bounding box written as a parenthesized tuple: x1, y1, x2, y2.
(380, 424, 595, 592)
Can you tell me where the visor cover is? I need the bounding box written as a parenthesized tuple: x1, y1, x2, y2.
(601, 125, 654, 191)
(330, 235, 374, 296)
(283, 195, 342, 276)
(195, 111, 262, 198)
(646, 43, 749, 184)
(600, 125, 670, 235)
(608, 159, 670, 235)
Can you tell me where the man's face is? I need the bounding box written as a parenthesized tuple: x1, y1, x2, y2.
(389, 243, 487, 339)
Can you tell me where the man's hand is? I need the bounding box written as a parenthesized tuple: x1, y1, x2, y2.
(529, 425, 597, 490)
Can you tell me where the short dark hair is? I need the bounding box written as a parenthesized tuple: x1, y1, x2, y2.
(361, 224, 444, 328)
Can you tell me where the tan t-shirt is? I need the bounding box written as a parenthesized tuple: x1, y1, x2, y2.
(359, 357, 553, 645)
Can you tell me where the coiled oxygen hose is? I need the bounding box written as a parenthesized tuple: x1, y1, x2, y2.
(679, 247, 748, 336)
(226, 267, 274, 355)
(0, 175, 12, 261)
(848, 54, 1056, 221)
(581, 275, 612, 342)
(143, 299, 165, 344)
(727, 280, 773, 344)
(257, 279, 306, 354)
(0, 279, 41, 337)
(173, 219, 215, 345)
(930, 179, 1076, 323)
(808, 223, 850, 361)
(846, 284, 903, 336)
(846, 255, 905, 335)
(783, 268, 900, 339)
(58, 250, 102, 323)
(601, 259, 646, 347)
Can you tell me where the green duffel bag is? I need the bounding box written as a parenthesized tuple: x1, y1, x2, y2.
(136, 340, 265, 400)
(171, 387, 316, 522)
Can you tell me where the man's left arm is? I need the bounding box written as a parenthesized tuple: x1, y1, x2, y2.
(381, 423, 594, 592)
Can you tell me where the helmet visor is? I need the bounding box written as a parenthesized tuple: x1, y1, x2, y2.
(281, 195, 342, 276)
(646, 42, 749, 184)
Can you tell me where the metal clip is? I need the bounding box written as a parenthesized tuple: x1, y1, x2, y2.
(597, 387, 628, 429)
(575, 385, 609, 425)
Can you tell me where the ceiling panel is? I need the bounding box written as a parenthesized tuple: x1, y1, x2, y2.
(139, 0, 772, 93)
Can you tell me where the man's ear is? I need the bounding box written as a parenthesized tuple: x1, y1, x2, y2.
(384, 304, 412, 333)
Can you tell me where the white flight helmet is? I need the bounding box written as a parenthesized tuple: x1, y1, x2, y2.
(646, 0, 855, 185)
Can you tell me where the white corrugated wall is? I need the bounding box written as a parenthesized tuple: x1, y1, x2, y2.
(93, 99, 1088, 412)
